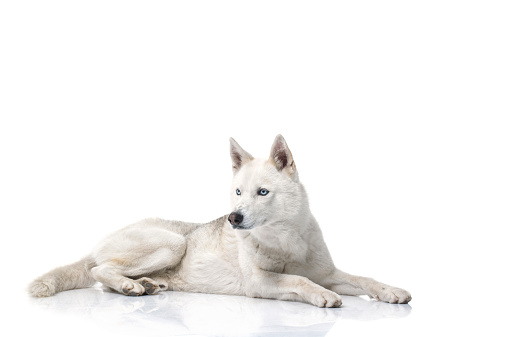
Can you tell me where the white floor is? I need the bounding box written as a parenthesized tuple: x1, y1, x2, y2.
(9, 274, 513, 337)
(26, 286, 411, 337)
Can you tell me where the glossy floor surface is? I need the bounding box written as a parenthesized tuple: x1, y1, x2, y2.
(27, 286, 410, 337)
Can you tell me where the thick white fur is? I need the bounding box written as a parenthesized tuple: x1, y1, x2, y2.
(29, 135, 411, 307)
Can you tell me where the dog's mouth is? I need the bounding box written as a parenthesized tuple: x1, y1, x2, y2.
(230, 217, 268, 230)
(231, 224, 253, 230)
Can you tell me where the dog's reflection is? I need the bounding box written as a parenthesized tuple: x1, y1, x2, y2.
(31, 286, 411, 335)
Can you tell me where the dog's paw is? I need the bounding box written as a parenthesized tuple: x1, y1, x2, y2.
(120, 279, 145, 296)
(309, 290, 342, 308)
(372, 287, 411, 304)
(135, 277, 166, 295)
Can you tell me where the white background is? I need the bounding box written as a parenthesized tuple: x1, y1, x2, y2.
(1, 1, 512, 336)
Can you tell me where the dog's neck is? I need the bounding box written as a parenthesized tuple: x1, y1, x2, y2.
(234, 207, 320, 263)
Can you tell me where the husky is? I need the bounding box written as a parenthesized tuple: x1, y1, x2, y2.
(29, 135, 411, 307)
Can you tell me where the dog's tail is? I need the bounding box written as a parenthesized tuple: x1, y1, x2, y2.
(28, 256, 97, 297)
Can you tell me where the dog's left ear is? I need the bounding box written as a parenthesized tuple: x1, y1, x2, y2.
(269, 134, 297, 178)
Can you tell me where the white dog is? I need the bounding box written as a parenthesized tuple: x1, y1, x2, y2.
(29, 135, 411, 307)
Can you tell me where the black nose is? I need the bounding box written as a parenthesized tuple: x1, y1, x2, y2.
(228, 212, 244, 226)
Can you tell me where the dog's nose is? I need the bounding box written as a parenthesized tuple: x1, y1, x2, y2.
(228, 212, 244, 226)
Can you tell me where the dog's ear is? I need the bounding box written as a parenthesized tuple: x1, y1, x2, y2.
(269, 134, 297, 176)
(230, 138, 254, 173)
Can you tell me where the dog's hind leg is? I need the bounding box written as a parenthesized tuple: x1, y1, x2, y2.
(91, 227, 186, 296)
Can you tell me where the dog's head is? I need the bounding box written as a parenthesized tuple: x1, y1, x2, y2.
(228, 135, 306, 230)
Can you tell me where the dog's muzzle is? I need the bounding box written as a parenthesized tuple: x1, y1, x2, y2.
(228, 212, 244, 229)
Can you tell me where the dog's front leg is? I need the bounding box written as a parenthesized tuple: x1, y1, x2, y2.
(246, 270, 342, 308)
(323, 269, 411, 304)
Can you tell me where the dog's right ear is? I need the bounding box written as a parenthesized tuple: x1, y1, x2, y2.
(230, 138, 254, 173)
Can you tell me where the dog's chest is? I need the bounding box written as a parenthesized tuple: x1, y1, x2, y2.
(244, 234, 309, 274)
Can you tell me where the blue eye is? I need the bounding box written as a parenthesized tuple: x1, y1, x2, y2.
(258, 188, 269, 196)
(236, 189, 241, 195)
